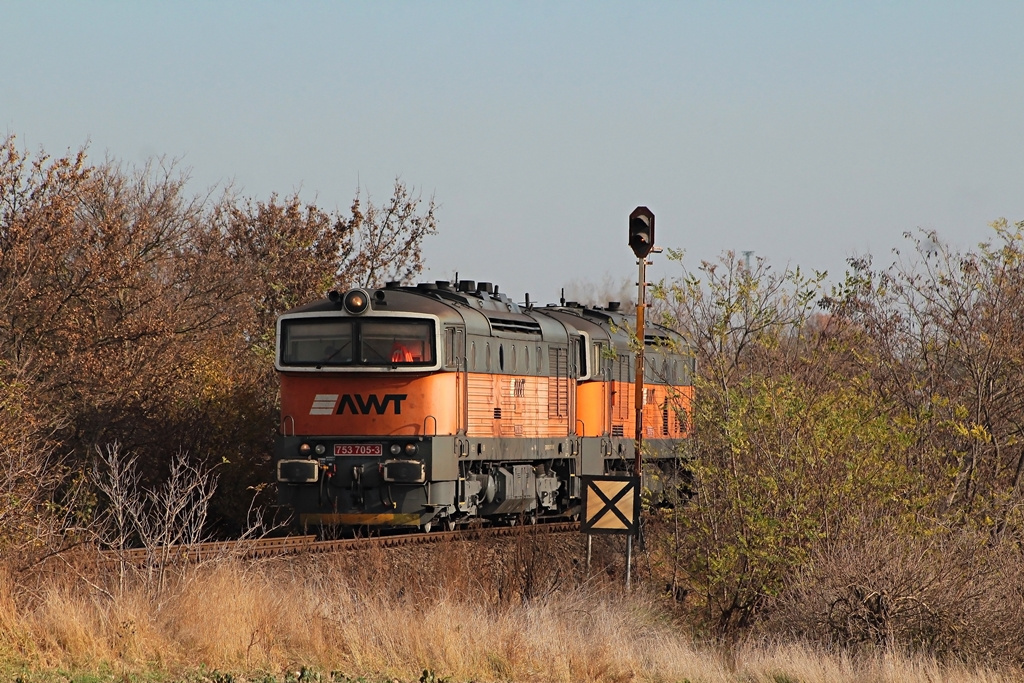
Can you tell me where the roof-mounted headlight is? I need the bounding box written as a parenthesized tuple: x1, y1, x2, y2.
(344, 289, 369, 314)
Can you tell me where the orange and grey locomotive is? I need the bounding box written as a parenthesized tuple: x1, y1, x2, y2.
(274, 280, 693, 531)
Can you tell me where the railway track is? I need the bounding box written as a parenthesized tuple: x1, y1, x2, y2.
(98, 521, 580, 567)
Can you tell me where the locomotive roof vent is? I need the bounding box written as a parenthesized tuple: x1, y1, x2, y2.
(457, 280, 476, 292)
(385, 281, 402, 289)
(417, 282, 438, 290)
(607, 302, 621, 311)
(477, 282, 493, 294)
(435, 280, 454, 291)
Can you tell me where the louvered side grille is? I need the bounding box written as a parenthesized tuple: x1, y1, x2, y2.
(489, 318, 542, 335)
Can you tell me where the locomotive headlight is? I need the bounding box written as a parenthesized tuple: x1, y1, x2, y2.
(343, 289, 369, 314)
(314, 444, 326, 456)
(389, 443, 402, 456)
(404, 443, 419, 456)
(298, 443, 313, 457)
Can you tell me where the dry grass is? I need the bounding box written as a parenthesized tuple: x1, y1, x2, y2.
(0, 535, 1020, 682)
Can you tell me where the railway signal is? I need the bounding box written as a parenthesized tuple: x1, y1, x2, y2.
(627, 205, 657, 486)
(628, 206, 655, 259)
(626, 205, 658, 588)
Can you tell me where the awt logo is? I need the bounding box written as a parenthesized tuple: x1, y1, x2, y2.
(309, 393, 408, 416)
(337, 393, 408, 415)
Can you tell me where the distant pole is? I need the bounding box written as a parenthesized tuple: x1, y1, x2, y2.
(625, 532, 633, 590)
(627, 251, 647, 592)
(633, 255, 646, 481)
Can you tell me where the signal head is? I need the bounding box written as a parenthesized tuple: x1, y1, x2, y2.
(628, 206, 655, 259)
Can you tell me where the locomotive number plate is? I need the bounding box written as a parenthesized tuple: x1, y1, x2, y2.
(334, 444, 383, 456)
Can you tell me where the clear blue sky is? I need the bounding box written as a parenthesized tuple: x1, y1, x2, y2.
(4, 1, 1024, 305)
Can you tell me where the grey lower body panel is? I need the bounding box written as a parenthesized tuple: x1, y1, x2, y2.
(276, 433, 685, 528)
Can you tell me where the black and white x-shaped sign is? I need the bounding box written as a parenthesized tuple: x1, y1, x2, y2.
(580, 475, 640, 535)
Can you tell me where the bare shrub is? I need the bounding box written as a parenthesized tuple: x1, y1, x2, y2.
(0, 412, 86, 574)
(92, 443, 216, 550)
(91, 442, 217, 595)
(766, 524, 1024, 665)
(0, 440, 62, 555)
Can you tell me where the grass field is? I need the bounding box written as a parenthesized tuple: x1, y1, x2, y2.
(1, 533, 1019, 683)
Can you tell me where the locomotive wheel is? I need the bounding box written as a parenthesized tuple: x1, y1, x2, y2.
(421, 520, 433, 533)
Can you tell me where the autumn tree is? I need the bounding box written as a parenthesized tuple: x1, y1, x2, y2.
(650, 251, 921, 632)
(218, 178, 437, 355)
(339, 180, 438, 289)
(0, 135, 439, 541)
(825, 222, 1024, 530)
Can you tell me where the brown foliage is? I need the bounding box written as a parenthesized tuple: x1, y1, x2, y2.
(341, 180, 438, 288)
(0, 135, 437, 541)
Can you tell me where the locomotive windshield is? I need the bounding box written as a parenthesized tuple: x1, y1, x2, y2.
(280, 317, 435, 367)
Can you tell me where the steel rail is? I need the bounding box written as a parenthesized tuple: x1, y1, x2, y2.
(97, 522, 580, 567)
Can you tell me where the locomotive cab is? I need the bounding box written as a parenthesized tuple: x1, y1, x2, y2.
(274, 289, 458, 531)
